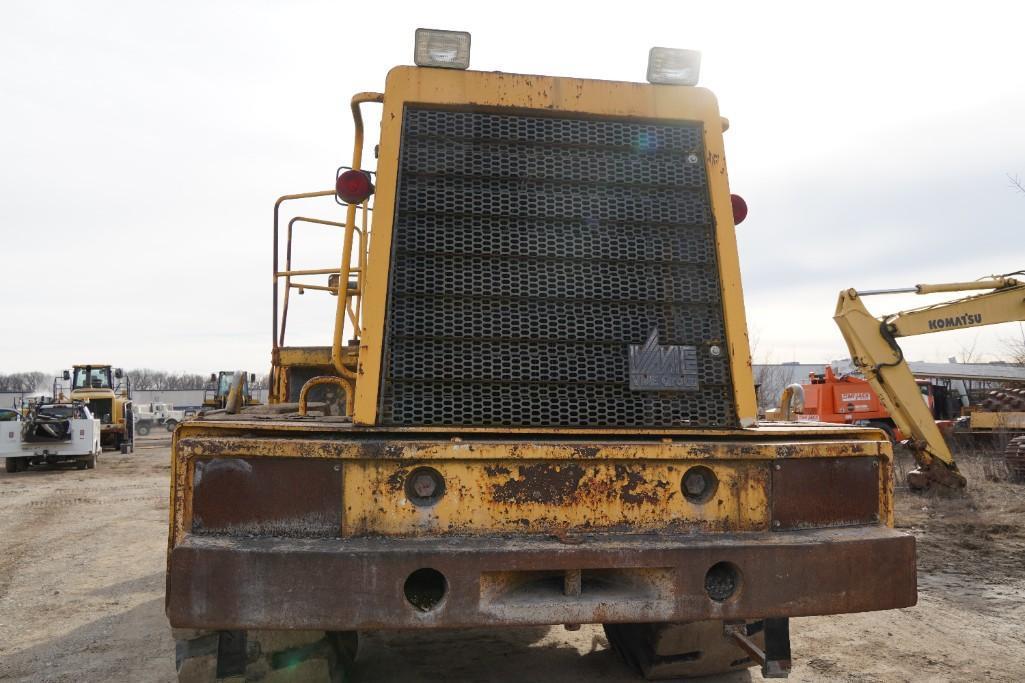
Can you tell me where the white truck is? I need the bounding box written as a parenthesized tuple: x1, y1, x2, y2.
(2, 401, 101, 473)
(134, 402, 186, 435)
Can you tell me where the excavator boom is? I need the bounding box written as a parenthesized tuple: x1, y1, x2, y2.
(834, 274, 1025, 490)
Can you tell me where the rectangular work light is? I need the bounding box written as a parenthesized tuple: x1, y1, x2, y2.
(414, 28, 471, 70)
(646, 47, 701, 85)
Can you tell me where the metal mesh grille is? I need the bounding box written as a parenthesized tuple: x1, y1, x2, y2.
(381, 107, 736, 428)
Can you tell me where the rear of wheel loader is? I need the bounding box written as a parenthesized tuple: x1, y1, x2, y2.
(167, 419, 912, 680)
(166, 32, 917, 681)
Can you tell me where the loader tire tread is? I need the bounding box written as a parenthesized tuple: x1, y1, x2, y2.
(1005, 435, 1025, 483)
(604, 620, 760, 680)
(175, 629, 356, 682)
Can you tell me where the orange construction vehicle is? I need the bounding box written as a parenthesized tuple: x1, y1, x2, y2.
(779, 366, 958, 443)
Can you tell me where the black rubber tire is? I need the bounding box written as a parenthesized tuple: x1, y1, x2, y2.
(5, 457, 19, 474)
(865, 420, 897, 446)
(165, 420, 178, 432)
(174, 629, 355, 682)
(1005, 435, 1025, 483)
(137, 423, 151, 437)
(87, 453, 97, 469)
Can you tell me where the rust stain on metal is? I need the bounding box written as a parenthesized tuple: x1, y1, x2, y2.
(775, 444, 799, 459)
(491, 463, 585, 505)
(385, 468, 407, 493)
(356, 441, 409, 460)
(771, 458, 879, 530)
(615, 464, 662, 505)
(550, 527, 585, 545)
(168, 528, 916, 631)
(191, 457, 342, 538)
(346, 458, 773, 536)
(571, 445, 601, 459)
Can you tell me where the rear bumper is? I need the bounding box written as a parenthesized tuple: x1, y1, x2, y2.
(167, 526, 916, 631)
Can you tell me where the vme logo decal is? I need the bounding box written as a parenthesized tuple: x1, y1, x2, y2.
(927, 312, 983, 330)
(628, 329, 699, 392)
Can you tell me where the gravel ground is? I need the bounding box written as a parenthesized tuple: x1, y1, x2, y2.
(1, 440, 1023, 682)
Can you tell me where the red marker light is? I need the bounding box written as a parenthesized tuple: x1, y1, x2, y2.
(730, 194, 748, 225)
(336, 170, 375, 204)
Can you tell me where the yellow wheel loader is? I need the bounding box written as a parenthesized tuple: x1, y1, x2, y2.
(166, 32, 916, 681)
(61, 364, 134, 453)
(201, 371, 259, 414)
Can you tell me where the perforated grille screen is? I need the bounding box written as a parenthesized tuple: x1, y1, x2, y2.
(380, 106, 737, 428)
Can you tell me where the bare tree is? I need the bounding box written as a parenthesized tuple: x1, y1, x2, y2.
(754, 363, 794, 413)
(127, 369, 208, 390)
(1010, 173, 1025, 195)
(1004, 323, 1025, 366)
(0, 372, 49, 393)
(957, 336, 981, 364)
(127, 368, 157, 390)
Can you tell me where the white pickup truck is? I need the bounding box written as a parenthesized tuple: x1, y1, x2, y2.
(2, 402, 101, 472)
(134, 402, 186, 435)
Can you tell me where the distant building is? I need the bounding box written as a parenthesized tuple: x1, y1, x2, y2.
(1, 388, 270, 411)
(132, 388, 269, 408)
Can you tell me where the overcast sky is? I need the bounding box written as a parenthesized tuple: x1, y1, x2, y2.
(2, 1, 1024, 374)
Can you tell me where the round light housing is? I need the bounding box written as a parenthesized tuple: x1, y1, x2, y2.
(336, 169, 375, 204)
(681, 465, 718, 503)
(705, 561, 740, 602)
(730, 194, 748, 225)
(405, 466, 445, 506)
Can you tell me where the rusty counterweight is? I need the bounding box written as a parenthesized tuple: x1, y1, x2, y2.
(167, 420, 907, 635)
(167, 527, 915, 631)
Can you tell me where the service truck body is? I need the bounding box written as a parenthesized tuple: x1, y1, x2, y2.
(2, 402, 101, 472)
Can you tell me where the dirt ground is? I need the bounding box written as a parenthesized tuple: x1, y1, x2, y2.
(1, 440, 1023, 682)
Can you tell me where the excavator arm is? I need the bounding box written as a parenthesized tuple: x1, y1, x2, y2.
(834, 275, 1025, 490)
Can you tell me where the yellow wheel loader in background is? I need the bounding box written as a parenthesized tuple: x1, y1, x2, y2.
(834, 274, 1025, 489)
(59, 364, 134, 453)
(201, 370, 259, 414)
(166, 31, 916, 682)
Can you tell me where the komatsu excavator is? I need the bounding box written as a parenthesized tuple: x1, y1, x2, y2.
(834, 273, 1025, 490)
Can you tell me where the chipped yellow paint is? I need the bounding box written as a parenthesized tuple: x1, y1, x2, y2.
(174, 435, 883, 461)
(343, 458, 769, 536)
(272, 346, 334, 366)
(167, 420, 894, 547)
(969, 410, 1025, 430)
(879, 439, 895, 527)
(270, 345, 357, 404)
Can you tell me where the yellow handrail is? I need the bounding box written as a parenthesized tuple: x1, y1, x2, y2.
(272, 192, 335, 348)
(297, 375, 354, 416)
(331, 92, 384, 379)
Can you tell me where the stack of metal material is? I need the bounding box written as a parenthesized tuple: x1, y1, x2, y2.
(980, 389, 1025, 412)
